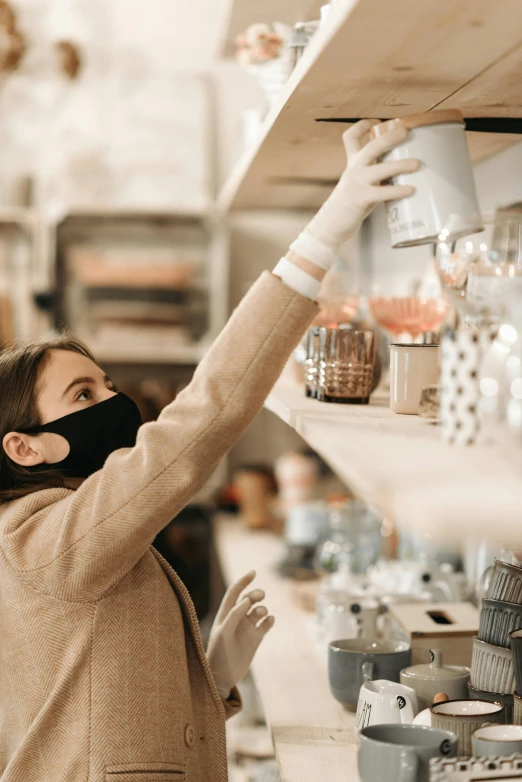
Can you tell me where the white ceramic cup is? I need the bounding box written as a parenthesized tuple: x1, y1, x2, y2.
(370, 110, 481, 248)
(390, 344, 440, 415)
(356, 679, 420, 732)
(323, 596, 380, 645)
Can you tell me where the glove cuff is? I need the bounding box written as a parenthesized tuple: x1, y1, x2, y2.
(289, 230, 338, 271)
(272, 257, 321, 301)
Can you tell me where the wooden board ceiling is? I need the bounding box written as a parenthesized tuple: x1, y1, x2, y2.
(219, 0, 522, 211)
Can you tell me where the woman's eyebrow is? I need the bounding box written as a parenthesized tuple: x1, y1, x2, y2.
(61, 376, 95, 399)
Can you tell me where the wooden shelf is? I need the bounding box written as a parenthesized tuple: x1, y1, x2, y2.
(265, 379, 522, 548)
(219, 0, 522, 211)
(215, 517, 358, 782)
(217, 0, 323, 58)
(83, 340, 208, 366)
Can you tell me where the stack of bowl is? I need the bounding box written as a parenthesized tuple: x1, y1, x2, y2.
(470, 560, 522, 722)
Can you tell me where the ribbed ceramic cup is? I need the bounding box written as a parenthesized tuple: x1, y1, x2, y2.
(472, 724, 522, 758)
(358, 724, 457, 782)
(514, 692, 522, 725)
(509, 630, 522, 697)
(471, 636, 516, 694)
(430, 699, 505, 756)
(467, 682, 513, 723)
(487, 560, 522, 603)
(479, 598, 522, 648)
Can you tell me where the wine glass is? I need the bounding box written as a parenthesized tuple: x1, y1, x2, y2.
(436, 213, 522, 329)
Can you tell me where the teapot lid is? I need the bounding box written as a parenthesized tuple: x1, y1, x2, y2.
(401, 649, 469, 680)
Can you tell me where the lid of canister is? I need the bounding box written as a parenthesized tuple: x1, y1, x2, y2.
(370, 109, 464, 138)
(401, 649, 470, 680)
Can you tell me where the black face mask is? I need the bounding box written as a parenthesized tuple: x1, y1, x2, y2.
(23, 393, 143, 479)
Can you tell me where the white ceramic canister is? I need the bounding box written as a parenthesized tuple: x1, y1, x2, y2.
(371, 110, 481, 248)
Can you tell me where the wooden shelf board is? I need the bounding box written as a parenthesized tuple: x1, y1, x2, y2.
(217, 0, 323, 58)
(265, 380, 522, 547)
(219, 0, 522, 211)
(215, 517, 359, 782)
(86, 341, 207, 366)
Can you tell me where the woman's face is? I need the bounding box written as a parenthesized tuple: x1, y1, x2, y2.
(3, 349, 117, 469)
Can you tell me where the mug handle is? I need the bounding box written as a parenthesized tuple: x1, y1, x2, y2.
(399, 747, 419, 782)
(362, 660, 374, 682)
(391, 694, 416, 725)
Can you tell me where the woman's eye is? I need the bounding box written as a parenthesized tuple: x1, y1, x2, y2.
(76, 387, 91, 402)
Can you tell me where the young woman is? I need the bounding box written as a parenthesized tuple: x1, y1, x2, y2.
(0, 121, 416, 781)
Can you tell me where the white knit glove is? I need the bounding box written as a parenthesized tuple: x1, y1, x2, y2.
(275, 120, 419, 299)
(207, 571, 274, 699)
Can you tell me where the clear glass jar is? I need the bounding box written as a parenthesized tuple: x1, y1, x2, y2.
(315, 500, 382, 575)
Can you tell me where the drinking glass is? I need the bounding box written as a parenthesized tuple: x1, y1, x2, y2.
(318, 325, 377, 404)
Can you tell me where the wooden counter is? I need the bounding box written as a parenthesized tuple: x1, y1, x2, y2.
(215, 517, 360, 782)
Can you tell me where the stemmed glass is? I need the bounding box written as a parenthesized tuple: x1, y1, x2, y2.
(436, 213, 522, 329)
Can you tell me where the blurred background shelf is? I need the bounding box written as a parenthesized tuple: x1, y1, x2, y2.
(217, 0, 324, 58)
(218, 0, 522, 212)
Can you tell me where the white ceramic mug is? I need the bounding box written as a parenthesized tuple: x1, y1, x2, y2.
(370, 110, 481, 248)
(356, 679, 419, 732)
(390, 344, 440, 415)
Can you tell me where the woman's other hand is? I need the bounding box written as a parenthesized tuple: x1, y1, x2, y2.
(207, 570, 274, 699)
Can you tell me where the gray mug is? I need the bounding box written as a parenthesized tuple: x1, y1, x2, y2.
(328, 638, 411, 710)
(358, 724, 458, 782)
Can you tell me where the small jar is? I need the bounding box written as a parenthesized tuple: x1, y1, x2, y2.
(370, 110, 482, 248)
(320, 0, 343, 27)
(288, 21, 319, 70)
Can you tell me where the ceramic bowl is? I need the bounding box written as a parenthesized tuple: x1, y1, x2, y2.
(471, 636, 516, 694)
(478, 598, 522, 648)
(467, 681, 513, 722)
(487, 560, 522, 603)
(472, 724, 522, 758)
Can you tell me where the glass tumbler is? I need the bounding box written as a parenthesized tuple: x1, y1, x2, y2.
(304, 326, 321, 398)
(318, 325, 377, 404)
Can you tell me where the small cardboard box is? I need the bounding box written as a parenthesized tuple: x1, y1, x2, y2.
(387, 602, 479, 667)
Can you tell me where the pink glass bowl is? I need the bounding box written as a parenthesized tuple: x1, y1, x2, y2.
(368, 296, 449, 339)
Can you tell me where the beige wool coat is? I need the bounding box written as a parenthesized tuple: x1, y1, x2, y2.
(0, 272, 317, 782)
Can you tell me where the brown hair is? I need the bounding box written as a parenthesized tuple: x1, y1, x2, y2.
(0, 335, 96, 504)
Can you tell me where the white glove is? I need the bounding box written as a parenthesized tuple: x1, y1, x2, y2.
(207, 570, 274, 699)
(290, 119, 419, 267)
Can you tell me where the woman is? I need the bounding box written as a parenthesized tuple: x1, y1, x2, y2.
(0, 121, 416, 781)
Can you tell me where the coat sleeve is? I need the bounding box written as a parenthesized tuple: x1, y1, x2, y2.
(1, 272, 318, 601)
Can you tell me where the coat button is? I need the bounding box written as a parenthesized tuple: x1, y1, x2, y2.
(184, 724, 195, 748)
